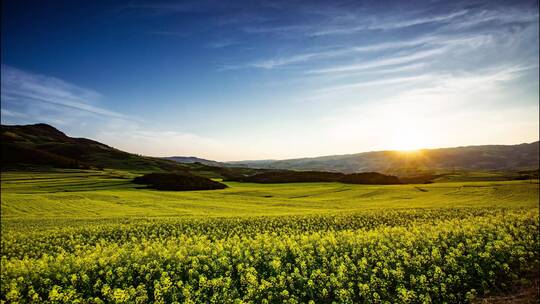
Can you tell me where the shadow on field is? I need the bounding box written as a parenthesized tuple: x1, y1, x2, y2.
(474, 271, 539, 304)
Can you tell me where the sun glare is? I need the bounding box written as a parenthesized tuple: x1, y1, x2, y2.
(390, 129, 429, 152)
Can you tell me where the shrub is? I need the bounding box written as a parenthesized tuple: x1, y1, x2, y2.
(132, 173, 227, 191)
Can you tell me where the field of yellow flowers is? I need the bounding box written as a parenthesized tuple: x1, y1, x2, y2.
(1, 171, 538, 303)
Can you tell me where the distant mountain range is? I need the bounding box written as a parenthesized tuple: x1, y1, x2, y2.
(228, 143, 539, 174)
(3, 123, 538, 177)
(166, 141, 539, 175)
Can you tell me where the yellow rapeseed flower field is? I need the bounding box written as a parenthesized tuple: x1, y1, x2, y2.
(1, 170, 538, 303)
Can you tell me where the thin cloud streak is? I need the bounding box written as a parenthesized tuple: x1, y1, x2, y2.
(375, 10, 469, 30)
(374, 62, 427, 73)
(317, 74, 432, 93)
(307, 48, 445, 75)
(310, 10, 468, 36)
(250, 37, 435, 69)
(442, 8, 539, 30)
(309, 62, 428, 83)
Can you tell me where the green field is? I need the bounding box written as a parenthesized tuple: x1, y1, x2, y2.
(2, 170, 538, 219)
(1, 170, 539, 303)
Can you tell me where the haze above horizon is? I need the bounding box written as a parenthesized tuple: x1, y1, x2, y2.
(1, 0, 539, 161)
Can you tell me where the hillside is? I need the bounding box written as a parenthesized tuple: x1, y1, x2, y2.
(0, 123, 271, 180)
(229, 142, 540, 174)
(1, 123, 192, 172)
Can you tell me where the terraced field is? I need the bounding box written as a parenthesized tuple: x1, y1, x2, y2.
(1, 170, 539, 303)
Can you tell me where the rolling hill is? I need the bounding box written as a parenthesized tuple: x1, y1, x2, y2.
(229, 142, 540, 175)
(1, 123, 192, 172)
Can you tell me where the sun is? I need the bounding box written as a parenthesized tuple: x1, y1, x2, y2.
(392, 140, 423, 152)
(390, 129, 429, 152)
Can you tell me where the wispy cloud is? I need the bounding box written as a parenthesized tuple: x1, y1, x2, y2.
(311, 62, 427, 82)
(443, 8, 539, 30)
(247, 33, 493, 70)
(311, 10, 469, 36)
(395, 64, 538, 99)
(1, 65, 130, 120)
(307, 48, 445, 75)
(317, 74, 432, 93)
(350, 62, 427, 76)
(303, 61, 535, 111)
(302, 33, 497, 77)
(374, 10, 469, 30)
(249, 37, 435, 69)
(251, 51, 334, 69)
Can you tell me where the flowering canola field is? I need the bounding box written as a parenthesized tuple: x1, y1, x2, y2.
(1, 171, 538, 303)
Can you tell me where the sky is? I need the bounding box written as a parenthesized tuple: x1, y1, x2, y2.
(1, 0, 539, 161)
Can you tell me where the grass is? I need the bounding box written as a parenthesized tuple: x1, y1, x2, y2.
(1, 170, 538, 220)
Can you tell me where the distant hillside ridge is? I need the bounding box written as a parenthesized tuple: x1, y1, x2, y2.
(228, 142, 540, 174)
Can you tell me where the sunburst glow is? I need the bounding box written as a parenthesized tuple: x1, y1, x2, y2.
(390, 131, 427, 151)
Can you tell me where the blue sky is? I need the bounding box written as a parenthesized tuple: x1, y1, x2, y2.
(1, 0, 539, 161)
